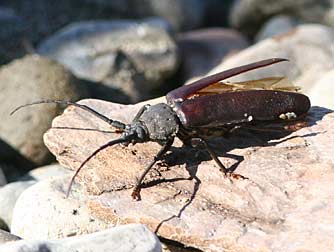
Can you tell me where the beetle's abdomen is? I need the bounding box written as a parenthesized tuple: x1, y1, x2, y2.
(175, 90, 310, 128)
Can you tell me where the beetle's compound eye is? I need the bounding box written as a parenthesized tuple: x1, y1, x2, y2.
(279, 112, 297, 120)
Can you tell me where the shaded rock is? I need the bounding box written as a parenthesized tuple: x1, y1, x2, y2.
(0, 163, 70, 230)
(3, 224, 161, 252)
(176, 28, 249, 81)
(0, 55, 87, 167)
(229, 0, 333, 37)
(85, 0, 205, 31)
(0, 230, 20, 245)
(0, 0, 125, 46)
(207, 24, 334, 109)
(0, 7, 26, 64)
(42, 97, 334, 251)
(37, 19, 179, 102)
(255, 15, 300, 41)
(0, 168, 6, 187)
(202, 0, 235, 27)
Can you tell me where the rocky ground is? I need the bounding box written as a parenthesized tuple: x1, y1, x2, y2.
(0, 1, 333, 251)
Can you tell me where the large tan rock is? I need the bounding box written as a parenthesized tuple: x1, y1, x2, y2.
(43, 98, 333, 252)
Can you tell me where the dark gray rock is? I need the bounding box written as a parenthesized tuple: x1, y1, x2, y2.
(85, 0, 205, 31)
(0, 7, 26, 64)
(0, 168, 5, 187)
(37, 20, 179, 102)
(3, 224, 161, 252)
(229, 0, 332, 36)
(0, 55, 87, 168)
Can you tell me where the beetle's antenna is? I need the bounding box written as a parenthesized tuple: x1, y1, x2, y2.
(10, 100, 126, 130)
(66, 134, 133, 198)
(51, 126, 123, 134)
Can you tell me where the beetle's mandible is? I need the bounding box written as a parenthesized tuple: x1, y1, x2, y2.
(11, 58, 311, 200)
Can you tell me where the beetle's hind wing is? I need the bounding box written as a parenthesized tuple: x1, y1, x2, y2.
(194, 77, 300, 96)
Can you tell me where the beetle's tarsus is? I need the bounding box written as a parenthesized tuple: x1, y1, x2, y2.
(224, 172, 248, 180)
(131, 187, 142, 201)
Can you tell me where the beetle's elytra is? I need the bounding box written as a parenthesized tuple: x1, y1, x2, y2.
(11, 58, 311, 200)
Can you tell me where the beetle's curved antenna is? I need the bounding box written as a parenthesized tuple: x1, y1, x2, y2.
(66, 134, 134, 198)
(10, 100, 126, 130)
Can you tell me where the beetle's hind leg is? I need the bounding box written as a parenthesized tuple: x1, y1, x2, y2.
(199, 139, 248, 180)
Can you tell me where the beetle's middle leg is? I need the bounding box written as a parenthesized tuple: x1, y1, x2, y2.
(131, 138, 174, 200)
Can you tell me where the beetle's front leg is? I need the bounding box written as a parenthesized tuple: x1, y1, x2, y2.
(131, 138, 174, 200)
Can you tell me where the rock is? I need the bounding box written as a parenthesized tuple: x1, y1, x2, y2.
(2, 224, 161, 252)
(229, 0, 332, 36)
(11, 176, 110, 239)
(41, 97, 334, 251)
(0, 168, 6, 187)
(0, 164, 70, 230)
(37, 19, 179, 102)
(24, 163, 71, 181)
(255, 15, 300, 41)
(0, 55, 87, 167)
(176, 28, 249, 81)
(202, 0, 235, 27)
(0, 181, 35, 230)
(207, 24, 334, 109)
(0, 230, 20, 244)
(0, 7, 26, 64)
(308, 70, 334, 109)
(85, 0, 205, 31)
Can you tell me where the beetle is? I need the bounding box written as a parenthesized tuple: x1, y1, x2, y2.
(11, 58, 311, 200)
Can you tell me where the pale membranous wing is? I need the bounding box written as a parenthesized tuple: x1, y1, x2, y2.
(190, 77, 300, 97)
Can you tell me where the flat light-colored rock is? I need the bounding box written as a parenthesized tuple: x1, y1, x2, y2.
(1, 224, 161, 252)
(11, 176, 109, 239)
(42, 98, 334, 251)
(208, 24, 334, 109)
(0, 164, 70, 229)
(0, 180, 35, 229)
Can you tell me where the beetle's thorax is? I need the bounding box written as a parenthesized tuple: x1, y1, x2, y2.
(135, 103, 180, 144)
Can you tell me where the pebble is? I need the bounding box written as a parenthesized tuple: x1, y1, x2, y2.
(0, 224, 161, 252)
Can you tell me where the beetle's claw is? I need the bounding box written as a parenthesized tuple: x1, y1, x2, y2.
(131, 187, 142, 201)
(224, 172, 248, 180)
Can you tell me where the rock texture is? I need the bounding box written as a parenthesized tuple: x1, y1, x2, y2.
(38, 19, 179, 102)
(3, 224, 161, 252)
(207, 24, 334, 109)
(41, 97, 334, 251)
(0, 54, 86, 166)
(0, 164, 71, 229)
